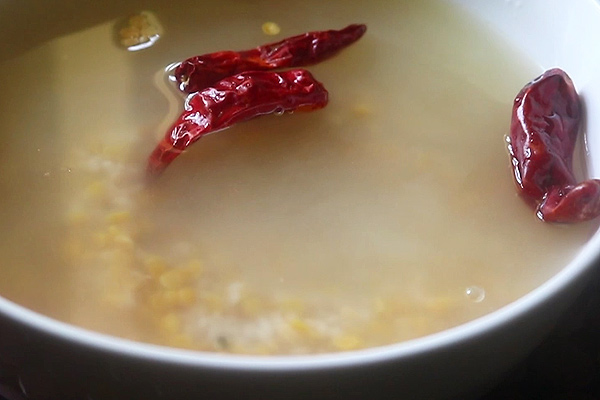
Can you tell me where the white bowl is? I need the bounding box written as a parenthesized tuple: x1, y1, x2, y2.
(2, 1, 600, 399)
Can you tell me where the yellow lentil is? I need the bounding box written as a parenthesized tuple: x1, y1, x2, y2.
(113, 233, 134, 248)
(86, 181, 106, 198)
(160, 313, 182, 334)
(333, 334, 363, 351)
(143, 255, 167, 278)
(167, 333, 194, 349)
(106, 211, 131, 224)
(176, 287, 197, 307)
(185, 259, 204, 276)
(162, 290, 181, 308)
(352, 104, 372, 117)
(424, 297, 457, 313)
(239, 295, 263, 317)
(261, 22, 281, 35)
(289, 317, 312, 335)
(159, 268, 189, 290)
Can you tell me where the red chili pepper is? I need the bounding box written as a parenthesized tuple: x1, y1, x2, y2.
(538, 181, 600, 222)
(147, 69, 328, 176)
(174, 24, 367, 93)
(508, 68, 600, 222)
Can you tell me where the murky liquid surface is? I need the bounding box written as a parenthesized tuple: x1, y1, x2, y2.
(0, 0, 595, 354)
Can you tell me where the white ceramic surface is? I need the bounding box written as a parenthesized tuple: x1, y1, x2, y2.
(2, 1, 600, 399)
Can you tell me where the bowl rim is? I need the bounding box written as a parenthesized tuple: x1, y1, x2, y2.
(1, 229, 599, 371)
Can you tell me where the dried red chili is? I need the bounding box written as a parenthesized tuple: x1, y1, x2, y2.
(147, 69, 328, 176)
(173, 24, 367, 93)
(508, 68, 600, 222)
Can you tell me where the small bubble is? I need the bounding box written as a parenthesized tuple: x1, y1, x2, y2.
(465, 286, 485, 303)
(43, 171, 51, 177)
(274, 108, 285, 116)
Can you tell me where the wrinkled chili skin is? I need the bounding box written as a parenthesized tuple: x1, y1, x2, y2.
(509, 68, 600, 222)
(539, 180, 600, 223)
(147, 69, 328, 176)
(509, 68, 581, 201)
(174, 24, 366, 93)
